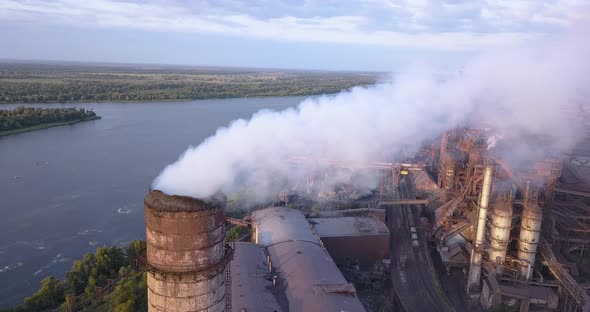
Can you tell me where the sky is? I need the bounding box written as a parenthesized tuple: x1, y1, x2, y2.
(0, 0, 589, 70)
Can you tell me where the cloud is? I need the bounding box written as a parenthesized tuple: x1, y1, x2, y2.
(1, 0, 588, 51)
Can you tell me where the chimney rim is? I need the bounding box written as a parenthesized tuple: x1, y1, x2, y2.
(145, 189, 225, 212)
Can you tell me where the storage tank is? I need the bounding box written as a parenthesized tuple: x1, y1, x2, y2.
(144, 190, 228, 312)
(517, 201, 543, 280)
(488, 195, 513, 265)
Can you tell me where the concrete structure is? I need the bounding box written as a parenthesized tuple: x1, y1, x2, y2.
(468, 165, 493, 291)
(311, 216, 389, 267)
(488, 194, 513, 266)
(145, 190, 229, 312)
(518, 201, 543, 279)
(251, 207, 366, 312)
(481, 265, 558, 311)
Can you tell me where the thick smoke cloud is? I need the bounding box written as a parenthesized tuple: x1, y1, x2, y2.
(153, 29, 590, 200)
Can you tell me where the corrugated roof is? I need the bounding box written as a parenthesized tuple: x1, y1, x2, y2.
(230, 242, 284, 312)
(311, 217, 389, 238)
(267, 241, 366, 312)
(251, 207, 318, 246)
(410, 169, 439, 192)
(251, 207, 366, 312)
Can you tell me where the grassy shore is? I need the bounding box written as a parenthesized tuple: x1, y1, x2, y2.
(0, 116, 101, 137)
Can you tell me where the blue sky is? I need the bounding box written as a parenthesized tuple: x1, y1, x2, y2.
(0, 0, 588, 70)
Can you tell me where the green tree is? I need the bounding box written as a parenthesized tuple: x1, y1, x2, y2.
(110, 273, 147, 312)
(20, 276, 65, 311)
(126, 240, 146, 269)
(85, 275, 97, 298)
(226, 226, 242, 241)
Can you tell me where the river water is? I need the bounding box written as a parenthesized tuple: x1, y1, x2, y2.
(0, 96, 308, 306)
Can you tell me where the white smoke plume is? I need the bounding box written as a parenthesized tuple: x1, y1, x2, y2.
(153, 28, 590, 201)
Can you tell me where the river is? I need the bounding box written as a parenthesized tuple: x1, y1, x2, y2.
(0, 96, 309, 306)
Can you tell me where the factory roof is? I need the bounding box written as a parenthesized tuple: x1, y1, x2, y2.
(310, 217, 389, 238)
(230, 242, 284, 312)
(410, 169, 439, 193)
(250, 207, 366, 312)
(251, 207, 318, 246)
(267, 240, 366, 312)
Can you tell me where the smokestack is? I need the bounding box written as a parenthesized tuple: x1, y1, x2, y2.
(144, 190, 228, 312)
(468, 165, 493, 292)
(488, 194, 513, 268)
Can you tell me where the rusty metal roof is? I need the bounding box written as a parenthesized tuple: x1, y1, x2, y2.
(230, 242, 284, 312)
(251, 207, 319, 246)
(410, 169, 439, 193)
(251, 207, 366, 312)
(311, 217, 389, 238)
(267, 240, 366, 312)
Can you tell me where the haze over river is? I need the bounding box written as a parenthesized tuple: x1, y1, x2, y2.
(0, 96, 306, 306)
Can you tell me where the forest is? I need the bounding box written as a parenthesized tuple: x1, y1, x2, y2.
(0, 241, 147, 312)
(0, 107, 99, 133)
(0, 62, 378, 103)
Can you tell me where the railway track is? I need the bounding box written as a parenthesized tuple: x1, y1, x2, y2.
(388, 175, 455, 312)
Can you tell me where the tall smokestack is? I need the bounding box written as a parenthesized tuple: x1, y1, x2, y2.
(144, 190, 228, 312)
(468, 165, 493, 292)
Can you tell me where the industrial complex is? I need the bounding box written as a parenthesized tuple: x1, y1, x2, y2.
(142, 127, 590, 312)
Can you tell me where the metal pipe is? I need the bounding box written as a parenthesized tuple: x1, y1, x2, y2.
(377, 199, 429, 206)
(468, 165, 493, 292)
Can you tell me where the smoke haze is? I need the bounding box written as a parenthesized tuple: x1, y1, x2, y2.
(153, 29, 590, 201)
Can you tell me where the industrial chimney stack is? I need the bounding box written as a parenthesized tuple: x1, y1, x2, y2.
(144, 190, 229, 312)
(467, 165, 493, 292)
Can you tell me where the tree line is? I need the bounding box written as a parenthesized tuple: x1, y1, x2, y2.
(0, 79, 374, 103)
(0, 107, 98, 132)
(0, 63, 378, 103)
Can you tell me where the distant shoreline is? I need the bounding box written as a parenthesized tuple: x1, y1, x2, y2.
(0, 88, 361, 105)
(0, 116, 101, 137)
(0, 62, 378, 105)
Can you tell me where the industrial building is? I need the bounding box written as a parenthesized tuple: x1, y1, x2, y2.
(311, 216, 389, 268)
(143, 126, 590, 312)
(430, 128, 590, 312)
(143, 195, 388, 311)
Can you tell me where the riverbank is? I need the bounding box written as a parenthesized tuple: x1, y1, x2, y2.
(0, 116, 101, 137)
